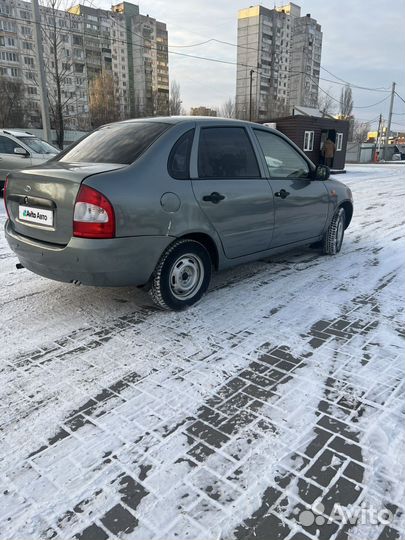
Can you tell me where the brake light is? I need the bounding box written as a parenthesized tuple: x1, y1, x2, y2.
(73, 185, 115, 239)
(3, 175, 10, 219)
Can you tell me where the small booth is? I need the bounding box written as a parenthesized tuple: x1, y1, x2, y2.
(264, 107, 350, 171)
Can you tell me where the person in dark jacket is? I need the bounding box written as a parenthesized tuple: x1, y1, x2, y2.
(322, 138, 336, 167)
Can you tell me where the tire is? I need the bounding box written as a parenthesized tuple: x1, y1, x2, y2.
(323, 207, 346, 255)
(150, 239, 212, 310)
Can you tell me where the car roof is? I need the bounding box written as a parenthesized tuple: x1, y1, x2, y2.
(117, 116, 268, 128)
(0, 129, 35, 137)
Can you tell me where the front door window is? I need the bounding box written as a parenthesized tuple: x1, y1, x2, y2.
(253, 129, 310, 179)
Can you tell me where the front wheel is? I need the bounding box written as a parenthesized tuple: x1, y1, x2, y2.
(323, 207, 346, 255)
(150, 239, 212, 310)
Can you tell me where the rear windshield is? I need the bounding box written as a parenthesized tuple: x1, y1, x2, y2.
(57, 122, 170, 164)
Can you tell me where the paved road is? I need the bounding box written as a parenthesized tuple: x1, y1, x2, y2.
(0, 165, 404, 540)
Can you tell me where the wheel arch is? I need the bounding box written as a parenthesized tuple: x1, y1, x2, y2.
(339, 200, 353, 229)
(178, 232, 219, 270)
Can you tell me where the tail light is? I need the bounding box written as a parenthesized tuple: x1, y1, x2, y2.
(3, 175, 10, 219)
(73, 185, 115, 239)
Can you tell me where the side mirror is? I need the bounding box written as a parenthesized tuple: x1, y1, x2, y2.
(314, 164, 330, 180)
(14, 147, 29, 157)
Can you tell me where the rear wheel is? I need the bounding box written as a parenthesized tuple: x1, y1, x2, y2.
(323, 207, 346, 255)
(150, 239, 212, 310)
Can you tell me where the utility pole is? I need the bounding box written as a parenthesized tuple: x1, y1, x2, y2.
(32, 0, 51, 143)
(384, 81, 396, 158)
(376, 113, 382, 161)
(249, 69, 254, 122)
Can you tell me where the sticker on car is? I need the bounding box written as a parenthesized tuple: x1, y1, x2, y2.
(18, 206, 54, 227)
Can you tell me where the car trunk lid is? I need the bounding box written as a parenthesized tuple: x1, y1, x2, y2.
(5, 162, 124, 245)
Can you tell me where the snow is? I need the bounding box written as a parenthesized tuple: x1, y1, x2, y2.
(0, 164, 404, 539)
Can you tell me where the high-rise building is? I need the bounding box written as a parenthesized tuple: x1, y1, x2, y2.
(235, 2, 322, 121)
(0, 0, 169, 132)
(288, 13, 322, 110)
(111, 2, 169, 117)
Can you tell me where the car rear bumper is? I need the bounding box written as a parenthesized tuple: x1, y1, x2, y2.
(5, 220, 173, 286)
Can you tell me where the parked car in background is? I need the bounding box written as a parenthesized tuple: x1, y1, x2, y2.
(0, 129, 59, 192)
(4, 117, 353, 310)
(392, 144, 405, 161)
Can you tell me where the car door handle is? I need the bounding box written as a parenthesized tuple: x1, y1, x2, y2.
(203, 192, 225, 204)
(274, 189, 290, 199)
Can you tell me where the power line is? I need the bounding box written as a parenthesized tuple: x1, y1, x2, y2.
(394, 91, 405, 105)
(1, 13, 261, 71)
(169, 36, 391, 93)
(307, 76, 391, 109)
(1, 10, 398, 125)
(3, 12, 393, 97)
(319, 65, 390, 93)
(167, 38, 216, 49)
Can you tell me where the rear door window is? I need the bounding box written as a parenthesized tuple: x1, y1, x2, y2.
(0, 135, 21, 154)
(198, 127, 260, 179)
(58, 122, 170, 164)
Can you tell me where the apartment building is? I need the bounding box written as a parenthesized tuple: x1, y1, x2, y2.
(190, 106, 217, 117)
(112, 2, 169, 116)
(235, 2, 322, 121)
(288, 13, 322, 109)
(0, 0, 169, 130)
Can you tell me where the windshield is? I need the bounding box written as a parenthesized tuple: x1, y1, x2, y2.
(57, 122, 170, 164)
(17, 137, 59, 155)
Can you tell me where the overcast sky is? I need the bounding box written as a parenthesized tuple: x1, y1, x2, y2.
(99, 0, 405, 130)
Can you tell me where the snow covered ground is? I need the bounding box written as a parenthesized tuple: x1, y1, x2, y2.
(0, 164, 404, 540)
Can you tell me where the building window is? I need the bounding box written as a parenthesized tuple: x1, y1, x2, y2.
(2, 52, 19, 62)
(73, 35, 83, 46)
(336, 132, 343, 151)
(303, 131, 314, 152)
(21, 26, 32, 36)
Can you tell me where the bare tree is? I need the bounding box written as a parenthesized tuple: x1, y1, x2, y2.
(219, 97, 235, 118)
(351, 119, 370, 143)
(318, 87, 336, 116)
(41, 0, 76, 148)
(340, 84, 353, 118)
(0, 76, 28, 127)
(169, 80, 182, 116)
(88, 71, 119, 128)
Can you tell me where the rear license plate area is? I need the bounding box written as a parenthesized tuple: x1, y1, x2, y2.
(18, 205, 54, 227)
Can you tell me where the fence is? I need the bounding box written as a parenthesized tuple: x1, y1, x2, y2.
(345, 143, 398, 163)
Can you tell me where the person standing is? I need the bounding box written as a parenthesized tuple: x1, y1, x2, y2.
(322, 138, 336, 168)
